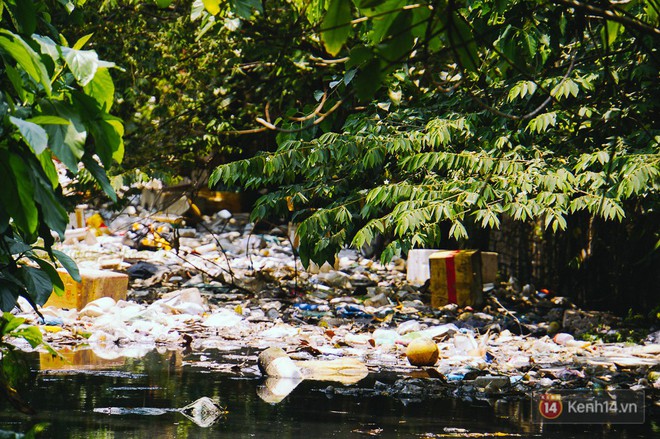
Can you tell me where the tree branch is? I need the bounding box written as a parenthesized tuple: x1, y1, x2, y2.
(553, 0, 660, 36)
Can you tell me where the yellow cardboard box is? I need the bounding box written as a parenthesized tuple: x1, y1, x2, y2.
(43, 268, 128, 310)
(430, 250, 483, 308)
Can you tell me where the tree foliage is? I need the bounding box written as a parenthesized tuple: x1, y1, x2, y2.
(206, 0, 659, 266)
(57, 0, 330, 179)
(0, 0, 122, 310)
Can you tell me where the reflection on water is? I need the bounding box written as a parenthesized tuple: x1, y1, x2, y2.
(0, 347, 657, 438)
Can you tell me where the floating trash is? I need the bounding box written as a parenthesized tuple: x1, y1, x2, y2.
(8, 202, 656, 408)
(93, 407, 171, 416)
(180, 397, 226, 428)
(95, 397, 226, 428)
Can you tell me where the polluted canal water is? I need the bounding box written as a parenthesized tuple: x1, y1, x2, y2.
(0, 348, 657, 438)
(2, 208, 658, 437)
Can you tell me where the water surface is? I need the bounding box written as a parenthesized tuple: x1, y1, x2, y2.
(0, 348, 657, 438)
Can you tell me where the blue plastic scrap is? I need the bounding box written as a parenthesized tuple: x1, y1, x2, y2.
(336, 304, 372, 318)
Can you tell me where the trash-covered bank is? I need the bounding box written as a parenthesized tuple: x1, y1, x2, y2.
(9, 198, 660, 409)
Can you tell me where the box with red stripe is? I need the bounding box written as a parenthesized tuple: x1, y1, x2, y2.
(429, 250, 483, 308)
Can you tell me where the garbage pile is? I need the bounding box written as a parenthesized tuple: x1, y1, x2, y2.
(8, 187, 660, 405)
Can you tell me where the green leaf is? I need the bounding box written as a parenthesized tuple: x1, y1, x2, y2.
(25, 422, 51, 438)
(7, 0, 37, 36)
(377, 9, 414, 63)
(20, 266, 53, 306)
(63, 47, 99, 87)
(26, 115, 70, 125)
(9, 116, 48, 154)
(84, 67, 115, 111)
(596, 150, 610, 165)
(2, 313, 25, 335)
(601, 20, 623, 47)
(526, 112, 556, 133)
(72, 33, 94, 50)
(57, 0, 76, 13)
(0, 280, 20, 312)
(5, 63, 26, 101)
(87, 118, 123, 168)
(13, 326, 43, 348)
(0, 153, 38, 235)
(645, 0, 659, 24)
(10, 156, 39, 236)
(32, 34, 61, 63)
(155, 0, 174, 8)
(365, 0, 404, 43)
(523, 30, 538, 58)
(30, 256, 64, 296)
(0, 29, 52, 96)
(107, 119, 125, 163)
(321, 0, 353, 56)
(3, 236, 32, 255)
(380, 240, 403, 264)
(41, 102, 87, 172)
(232, 0, 262, 19)
(347, 45, 374, 68)
(344, 69, 356, 85)
(81, 154, 117, 202)
(29, 160, 68, 236)
(52, 250, 80, 282)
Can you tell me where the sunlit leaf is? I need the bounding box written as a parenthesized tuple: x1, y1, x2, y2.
(13, 326, 43, 348)
(601, 20, 623, 47)
(9, 116, 48, 154)
(321, 0, 353, 56)
(191, 0, 206, 20)
(0, 30, 51, 95)
(63, 47, 99, 87)
(203, 0, 221, 15)
(32, 34, 61, 63)
(84, 68, 115, 111)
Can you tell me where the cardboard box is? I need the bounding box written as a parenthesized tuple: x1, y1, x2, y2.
(430, 250, 483, 308)
(43, 268, 128, 310)
(407, 249, 444, 284)
(408, 249, 498, 287)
